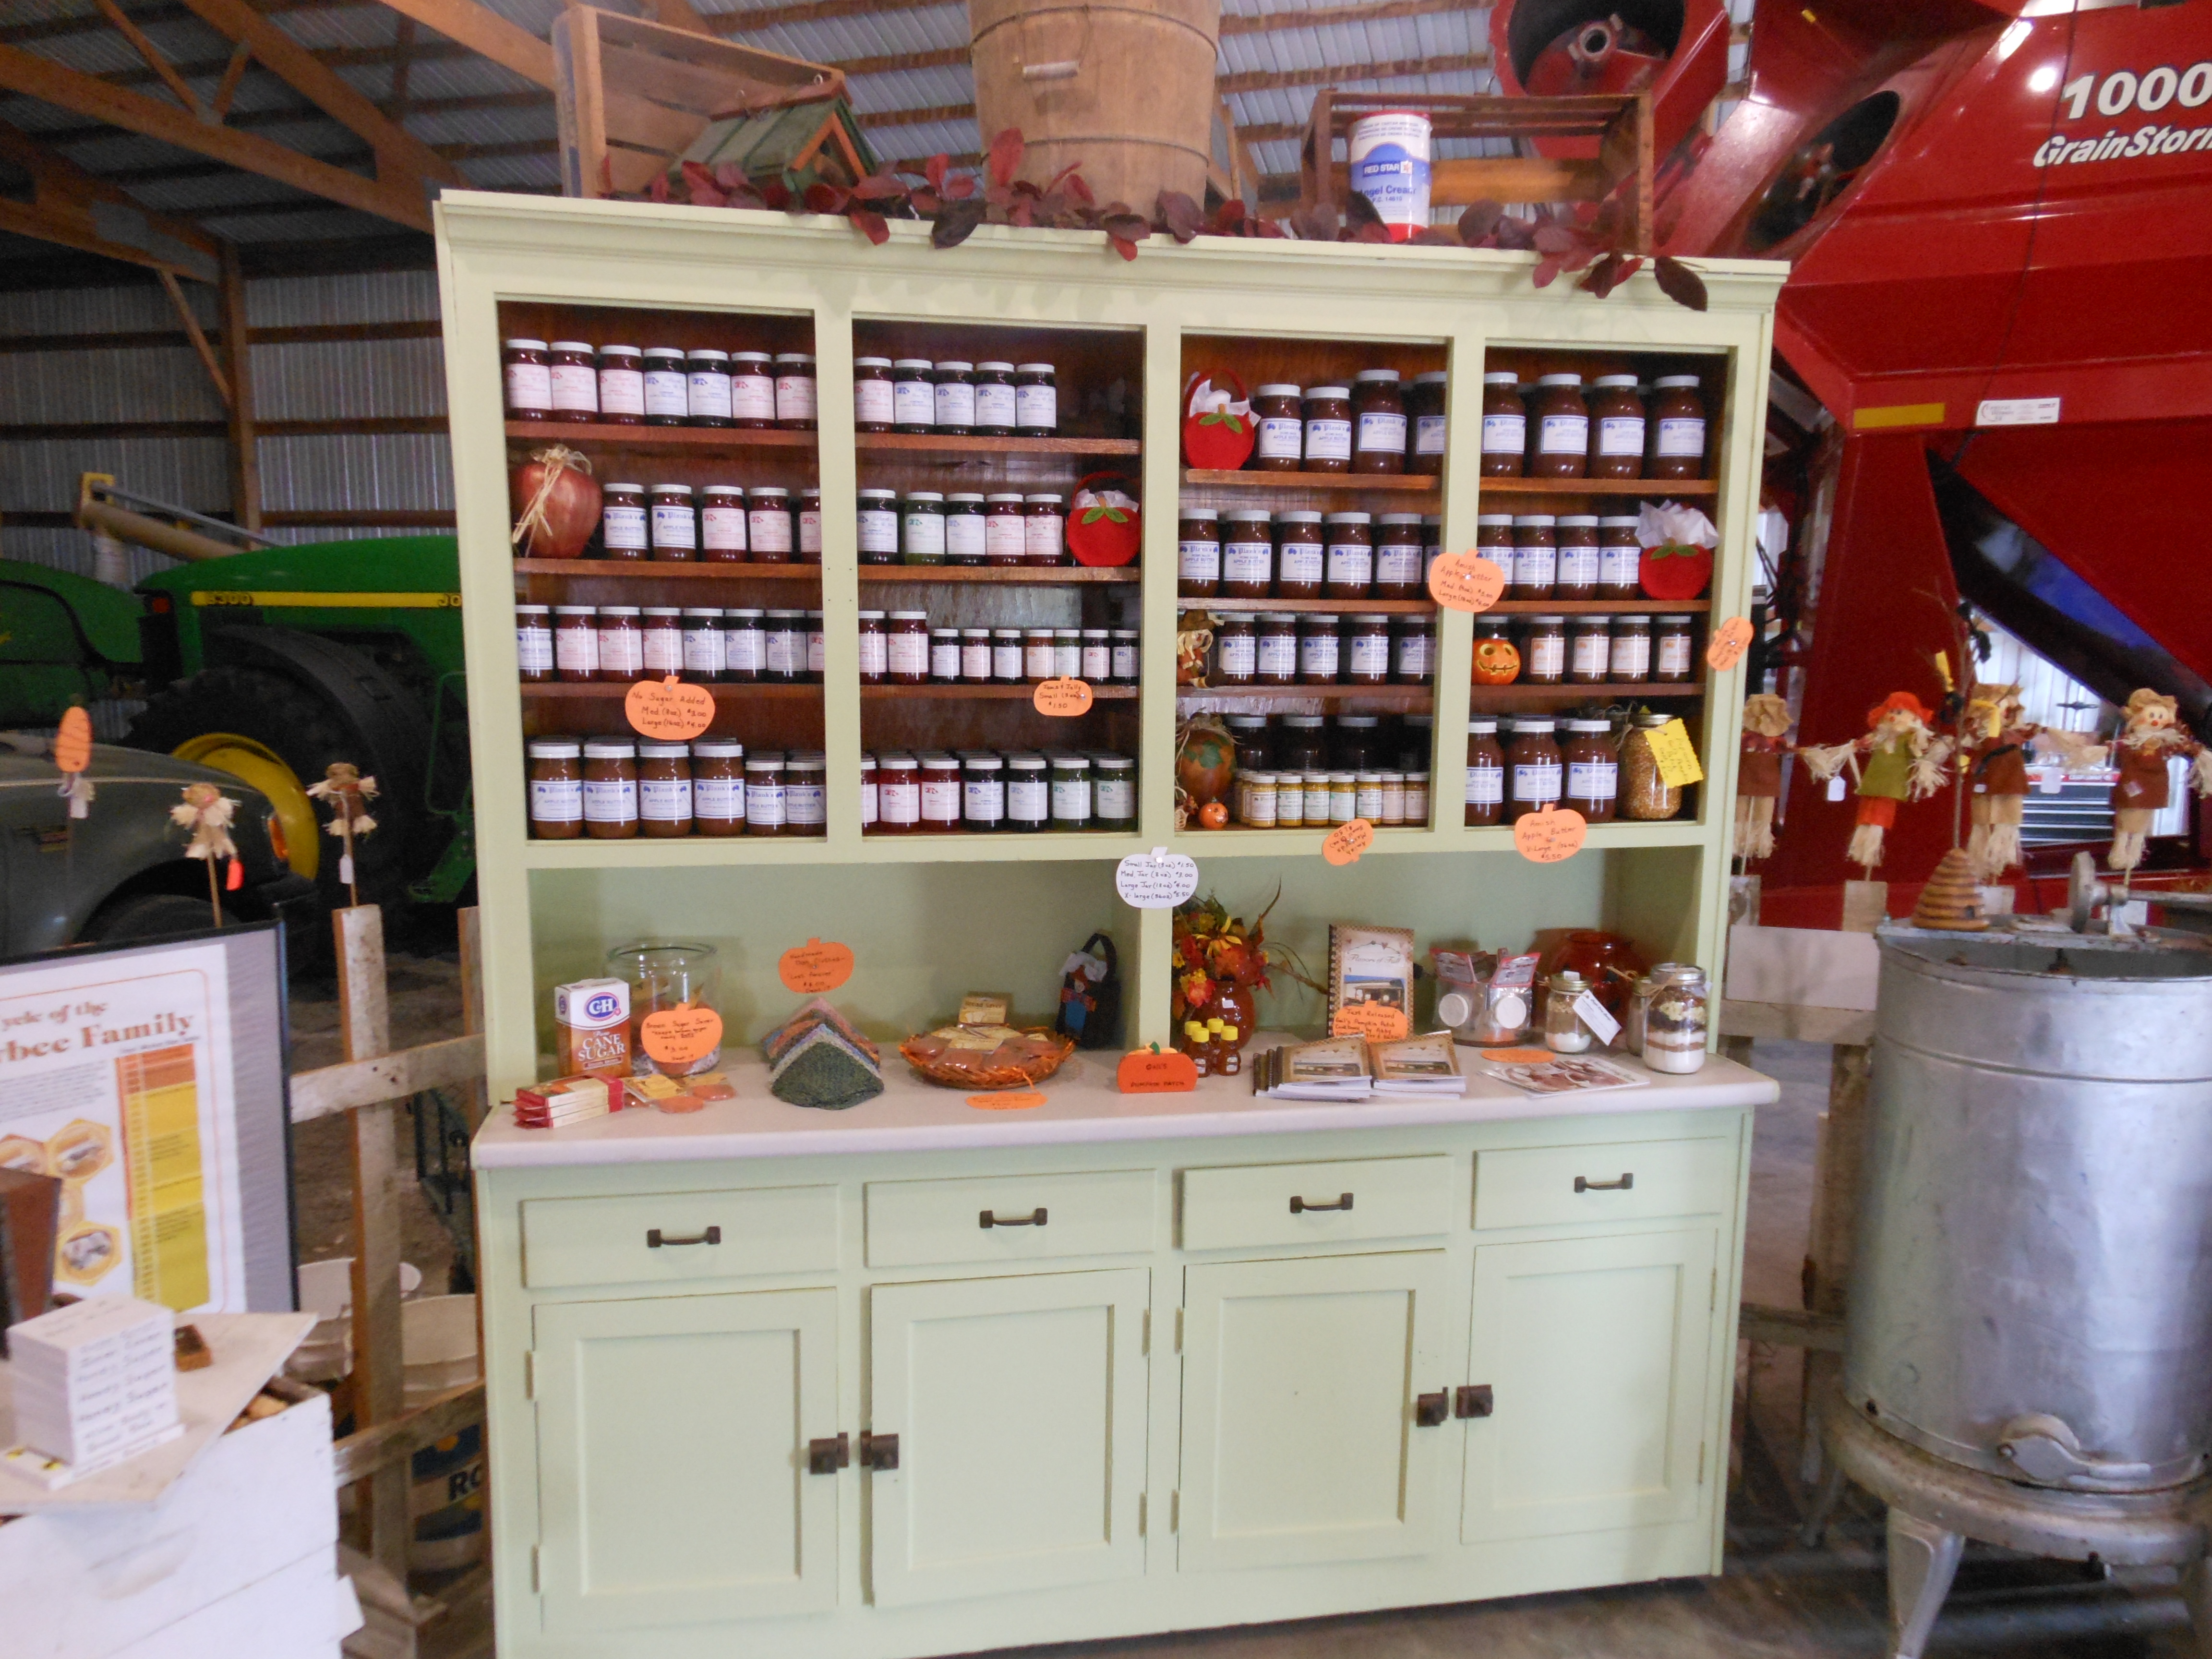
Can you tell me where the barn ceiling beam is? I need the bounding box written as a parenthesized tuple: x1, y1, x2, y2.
(0, 113, 224, 280)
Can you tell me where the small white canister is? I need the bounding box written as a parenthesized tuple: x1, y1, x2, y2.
(1348, 110, 1432, 240)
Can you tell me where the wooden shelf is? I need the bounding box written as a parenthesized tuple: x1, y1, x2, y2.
(1481, 598, 1711, 614)
(859, 565, 1139, 584)
(1182, 469, 1439, 493)
(1475, 476, 1717, 496)
(513, 560, 821, 579)
(1178, 685, 1434, 709)
(1179, 597, 1435, 615)
(861, 684, 1140, 700)
(506, 421, 815, 453)
(1467, 681, 1705, 702)
(522, 681, 820, 700)
(859, 432, 1138, 457)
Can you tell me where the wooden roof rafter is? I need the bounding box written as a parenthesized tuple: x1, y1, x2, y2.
(0, 112, 225, 281)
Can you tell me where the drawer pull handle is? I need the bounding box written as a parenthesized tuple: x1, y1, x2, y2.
(861, 1431, 900, 1470)
(1456, 1384, 1494, 1419)
(1574, 1174, 1633, 1193)
(979, 1208, 1047, 1228)
(807, 1433, 849, 1475)
(1290, 1192, 1354, 1214)
(1415, 1391, 1450, 1427)
(647, 1226, 723, 1248)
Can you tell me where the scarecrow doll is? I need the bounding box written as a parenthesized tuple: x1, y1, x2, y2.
(2108, 689, 2212, 875)
(1800, 692, 1952, 877)
(1960, 682, 2037, 880)
(1733, 693, 1793, 864)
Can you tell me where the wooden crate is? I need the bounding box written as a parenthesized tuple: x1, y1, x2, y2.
(552, 5, 846, 198)
(1298, 91, 1654, 252)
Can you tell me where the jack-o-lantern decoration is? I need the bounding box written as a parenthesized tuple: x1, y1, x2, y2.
(1473, 636, 1522, 685)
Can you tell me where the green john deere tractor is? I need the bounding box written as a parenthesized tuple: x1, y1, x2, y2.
(0, 477, 473, 914)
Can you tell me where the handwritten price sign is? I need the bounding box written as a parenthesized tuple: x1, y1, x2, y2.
(1646, 718, 1706, 788)
(969, 1090, 1047, 1110)
(779, 938, 855, 994)
(1322, 818, 1375, 866)
(1706, 615, 1755, 672)
(1118, 1047, 1199, 1093)
(625, 674, 717, 742)
(1426, 552, 1508, 613)
(1116, 850, 1200, 909)
(1033, 676, 1094, 717)
(640, 1002, 723, 1069)
(1332, 1002, 1410, 1041)
(1514, 804, 1588, 864)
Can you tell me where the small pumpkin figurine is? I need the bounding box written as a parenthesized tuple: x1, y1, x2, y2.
(1067, 471, 1142, 568)
(1472, 631, 1522, 685)
(1181, 370, 1256, 471)
(1176, 715, 1237, 821)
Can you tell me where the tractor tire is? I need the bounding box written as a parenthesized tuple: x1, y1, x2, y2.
(127, 664, 409, 914)
(83, 891, 231, 944)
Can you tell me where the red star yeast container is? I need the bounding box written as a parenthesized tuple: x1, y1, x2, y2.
(1348, 111, 1432, 241)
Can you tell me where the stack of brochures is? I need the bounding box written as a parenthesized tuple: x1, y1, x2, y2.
(1253, 1032, 1466, 1100)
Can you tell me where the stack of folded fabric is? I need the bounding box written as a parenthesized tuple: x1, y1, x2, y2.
(763, 998, 883, 1110)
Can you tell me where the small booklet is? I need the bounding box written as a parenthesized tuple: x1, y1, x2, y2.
(1472, 1053, 1650, 1096)
(1370, 1032, 1466, 1096)
(1253, 1036, 1375, 1100)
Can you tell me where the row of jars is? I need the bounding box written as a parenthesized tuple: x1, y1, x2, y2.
(1244, 371, 1446, 476)
(862, 614, 1140, 685)
(1231, 768, 1432, 830)
(505, 341, 818, 429)
(1465, 713, 1686, 825)
(864, 750, 1133, 834)
(861, 490, 1070, 565)
(529, 739, 825, 838)
(1225, 712, 1431, 776)
(522, 605, 825, 684)
(1209, 613, 1434, 687)
(1479, 372, 1707, 481)
(1478, 613, 1697, 688)
(1481, 513, 1658, 601)
(1178, 508, 1436, 601)
(854, 360, 1058, 436)
(592, 483, 821, 563)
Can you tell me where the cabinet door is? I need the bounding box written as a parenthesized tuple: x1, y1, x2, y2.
(1179, 1251, 1450, 1573)
(1459, 1228, 1718, 1544)
(533, 1288, 839, 1634)
(867, 1269, 1150, 1607)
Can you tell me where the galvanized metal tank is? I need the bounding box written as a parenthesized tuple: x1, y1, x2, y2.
(1844, 928, 2212, 1493)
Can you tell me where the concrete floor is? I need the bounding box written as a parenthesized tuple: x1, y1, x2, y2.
(289, 973, 2204, 1659)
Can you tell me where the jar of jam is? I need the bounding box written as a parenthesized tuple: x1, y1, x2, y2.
(902, 492, 946, 565)
(1647, 375, 1708, 479)
(1378, 769, 1407, 826)
(1332, 714, 1381, 770)
(1227, 714, 1271, 774)
(1214, 614, 1258, 685)
(1222, 510, 1274, 597)
(516, 604, 553, 683)
(553, 605, 598, 682)
(597, 606, 644, 682)
(786, 752, 827, 837)
(855, 610, 888, 685)
(1374, 513, 1423, 599)
(876, 755, 920, 833)
(1240, 770, 1278, 828)
(1298, 615, 1342, 685)
(690, 741, 745, 835)
(583, 739, 638, 838)
(1291, 770, 1325, 828)
(893, 359, 936, 432)
(886, 610, 929, 685)
(686, 349, 733, 426)
(1530, 373, 1588, 478)
(1622, 711, 1685, 819)
(855, 357, 895, 431)
(682, 608, 725, 680)
(1178, 505, 1221, 597)
(1556, 514, 1599, 600)
(1278, 715, 1326, 775)
(1110, 629, 1141, 683)
(1385, 615, 1429, 683)
(805, 612, 825, 683)
(638, 742, 693, 837)
(858, 488, 900, 564)
(722, 609, 764, 683)
(798, 487, 822, 564)
(528, 739, 582, 838)
(1519, 614, 1566, 685)
(1598, 515, 1642, 597)
(930, 628, 962, 682)
(962, 628, 993, 682)
(932, 361, 975, 433)
(762, 610, 805, 684)
(986, 493, 1027, 564)
(1302, 385, 1352, 473)
(1015, 364, 1058, 435)
(597, 344, 644, 423)
(1610, 614, 1653, 682)
(859, 753, 878, 831)
(1408, 371, 1448, 475)
(1053, 629, 1081, 677)
(1275, 511, 1324, 598)
(1654, 614, 1697, 683)
(643, 347, 688, 424)
(548, 340, 598, 421)
(1275, 766, 1304, 830)
(1510, 515, 1557, 600)
(972, 361, 1017, 436)
(1323, 512, 1372, 599)
(1023, 494, 1066, 565)
(773, 353, 816, 430)
(1006, 754, 1049, 830)
(1352, 368, 1406, 473)
(697, 485, 744, 560)
(727, 352, 773, 427)
(1506, 718, 1562, 821)
(962, 755, 1007, 830)
(1587, 374, 1645, 478)
(745, 756, 787, 836)
(1355, 771, 1384, 822)
(1475, 513, 1514, 576)
(1345, 614, 1391, 685)
(1253, 613, 1298, 685)
(1568, 615, 1612, 684)
(992, 628, 1023, 682)
(1253, 384, 1303, 470)
(649, 484, 696, 560)
(748, 487, 794, 564)
(1479, 371, 1525, 476)
(641, 606, 684, 674)
(945, 493, 987, 565)
(1023, 627, 1056, 681)
(1465, 718, 1504, 825)
(1094, 756, 1135, 830)
(1398, 713, 1432, 771)
(1081, 628, 1110, 681)
(1049, 755, 1092, 829)
(1562, 719, 1618, 822)
(601, 482, 648, 560)
(504, 339, 552, 418)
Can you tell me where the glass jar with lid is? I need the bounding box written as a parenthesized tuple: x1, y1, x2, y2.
(1378, 769, 1407, 826)
(1543, 970, 1597, 1053)
(1274, 765, 1304, 829)
(547, 341, 598, 421)
(1277, 715, 1326, 776)
(1053, 629, 1082, 678)
(1048, 755, 1092, 829)
(933, 361, 976, 432)
(1392, 615, 1434, 684)
(1297, 615, 1342, 685)
(1274, 511, 1324, 598)
(892, 359, 936, 432)
(728, 352, 774, 427)
(643, 347, 688, 424)
(1556, 514, 1600, 600)
(1094, 755, 1136, 830)
(596, 606, 643, 682)
(1302, 385, 1353, 473)
(973, 361, 1018, 435)
(859, 754, 878, 831)
(854, 356, 895, 432)
(1252, 613, 1297, 686)
(1081, 628, 1110, 681)
(1178, 505, 1221, 597)
(1465, 718, 1504, 826)
(855, 610, 888, 685)
(722, 609, 764, 683)
(875, 755, 920, 834)
(503, 338, 552, 419)
(516, 604, 553, 684)
(597, 344, 644, 423)
(962, 755, 1005, 831)
(962, 628, 993, 682)
(1345, 614, 1392, 686)
(1222, 510, 1274, 598)
(1510, 515, 1557, 600)
(582, 739, 638, 838)
(992, 628, 1024, 682)
(1015, 364, 1057, 435)
(1654, 614, 1697, 683)
(1329, 771, 1358, 825)
(1023, 495, 1066, 565)
(1332, 713, 1382, 770)
(637, 742, 693, 838)
(919, 755, 962, 832)
(1519, 614, 1566, 685)
(773, 353, 816, 430)
(1621, 712, 1685, 820)
(1355, 771, 1385, 822)
(640, 607, 684, 675)
(528, 739, 582, 838)
(1598, 515, 1642, 597)
(756, 611, 802, 684)
(1506, 717, 1562, 821)
(691, 741, 745, 836)
(685, 348, 733, 426)
(902, 492, 946, 565)
(1397, 713, 1432, 772)
(600, 482, 648, 561)
(805, 612, 825, 683)
(1479, 371, 1525, 476)
(1529, 372, 1588, 477)
(945, 493, 987, 565)
(1643, 966, 1710, 1072)
(607, 942, 722, 1075)
(930, 627, 961, 684)
(1373, 513, 1423, 599)
(799, 487, 822, 564)
(747, 487, 793, 564)
(1562, 719, 1619, 822)
(1252, 385, 1303, 470)
(1405, 770, 1430, 826)
(1408, 371, 1448, 475)
(1239, 770, 1278, 828)
(649, 484, 696, 561)
(986, 494, 1027, 565)
(1023, 627, 1056, 682)
(745, 755, 789, 836)
(1610, 614, 1653, 682)
(1586, 373, 1645, 478)
(1300, 769, 1332, 829)
(1214, 615, 1258, 686)
(1110, 629, 1141, 684)
(1351, 368, 1406, 474)
(886, 610, 930, 685)
(1647, 375, 1708, 479)
(1567, 615, 1612, 685)
(1323, 512, 1373, 599)
(857, 489, 899, 564)
(699, 485, 745, 560)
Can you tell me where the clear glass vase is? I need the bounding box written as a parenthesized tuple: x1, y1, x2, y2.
(606, 940, 721, 1076)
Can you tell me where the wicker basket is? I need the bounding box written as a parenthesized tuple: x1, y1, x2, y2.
(898, 1027, 1075, 1091)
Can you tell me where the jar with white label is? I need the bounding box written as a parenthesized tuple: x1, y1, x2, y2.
(1253, 384, 1303, 470)
(930, 628, 961, 683)
(762, 610, 806, 684)
(1222, 509, 1274, 598)
(1240, 771, 1278, 828)
(1563, 720, 1619, 822)
(805, 612, 825, 683)
(643, 347, 688, 424)
(1598, 515, 1643, 597)
(1647, 375, 1708, 479)
(962, 628, 993, 682)
(974, 361, 1018, 435)
(601, 482, 648, 560)
(728, 352, 774, 427)
(1007, 754, 1049, 830)
(854, 356, 895, 431)
(919, 755, 962, 832)
(699, 485, 746, 561)
(1567, 615, 1611, 685)
(504, 339, 551, 418)
(1023, 495, 1066, 566)
(1302, 385, 1353, 473)
(992, 628, 1024, 682)
(747, 487, 794, 564)
(649, 484, 697, 561)
(516, 604, 553, 683)
(786, 752, 827, 837)
(1519, 614, 1566, 685)
(1355, 770, 1385, 821)
(682, 608, 725, 680)
(1374, 513, 1423, 599)
(1409, 371, 1448, 474)
(773, 353, 816, 430)
(1556, 514, 1600, 599)
(1610, 614, 1653, 681)
(548, 341, 598, 420)
(857, 610, 889, 685)
(1345, 614, 1392, 685)
(857, 488, 900, 565)
(1506, 718, 1563, 822)
(597, 606, 645, 682)
(1053, 629, 1081, 677)
(945, 493, 987, 565)
(1049, 755, 1092, 829)
(597, 344, 644, 423)
(1255, 613, 1298, 686)
(1023, 627, 1056, 682)
(745, 756, 787, 836)
(859, 754, 878, 830)
(1111, 629, 1141, 684)
(875, 755, 920, 834)
(984, 494, 1027, 565)
(893, 359, 936, 433)
(1178, 505, 1220, 597)
(1587, 374, 1645, 478)
(1081, 628, 1110, 681)
(1510, 515, 1557, 600)
(554, 606, 598, 682)
(1298, 615, 1342, 685)
(799, 487, 822, 564)
(582, 740, 638, 838)
(1391, 615, 1434, 683)
(641, 607, 683, 674)
(1465, 718, 1504, 825)
(887, 610, 930, 685)
(638, 742, 693, 837)
(1378, 769, 1407, 825)
(722, 610, 764, 683)
(1015, 364, 1057, 435)
(902, 493, 946, 565)
(932, 361, 976, 432)
(1275, 510, 1324, 598)
(528, 739, 582, 837)
(1529, 373, 1588, 478)
(1323, 512, 1373, 599)
(686, 348, 733, 426)
(1214, 615, 1258, 685)
(1655, 614, 1697, 682)
(1479, 372, 1525, 475)
(1094, 755, 1135, 830)
(693, 741, 745, 837)
(962, 754, 1005, 831)
(1405, 770, 1430, 826)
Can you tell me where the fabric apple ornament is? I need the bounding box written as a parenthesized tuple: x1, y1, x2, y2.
(510, 445, 601, 560)
(1636, 499, 1718, 601)
(1067, 472, 1142, 567)
(1181, 370, 1256, 470)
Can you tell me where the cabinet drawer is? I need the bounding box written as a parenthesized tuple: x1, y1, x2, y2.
(865, 1170, 1155, 1268)
(521, 1186, 840, 1289)
(1179, 1155, 1453, 1251)
(1473, 1138, 1734, 1231)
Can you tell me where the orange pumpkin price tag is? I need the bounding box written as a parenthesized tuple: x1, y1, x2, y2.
(625, 674, 716, 742)
(1514, 804, 1588, 864)
(1331, 1002, 1409, 1042)
(1117, 1047, 1198, 1094)
(1706, 615, 1755, 672)
(1033, 676, 1094, 717)
(1322, 818, 1375, 866)
(639, 1002, 723, 1069)
(1427, 552, 1507, 613)
(969, 1090, 1047, 1111)
(779, 937, 855, 994)
(54, 706, 92, 775)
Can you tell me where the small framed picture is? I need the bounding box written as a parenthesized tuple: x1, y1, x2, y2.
(1328, 925, 1415, 1022)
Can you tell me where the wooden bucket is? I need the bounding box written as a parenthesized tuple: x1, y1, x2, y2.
(969, 0, 1223, 212)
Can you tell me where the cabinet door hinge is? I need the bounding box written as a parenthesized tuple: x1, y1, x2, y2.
(530, 1544, 542, 1592)
(523, 1351, 536, 1400)
(1697, 1442, 1707, 1485)
(1138, 1492, 1147, 1536)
